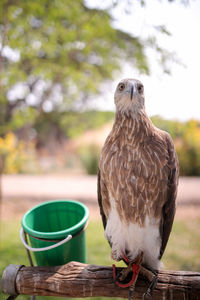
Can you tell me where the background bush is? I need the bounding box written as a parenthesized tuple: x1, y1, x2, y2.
(78, 144, 100, 175)
(152, 117, 200, 176)
(0, 114, 200, 176)
(0, 132, 39, 174)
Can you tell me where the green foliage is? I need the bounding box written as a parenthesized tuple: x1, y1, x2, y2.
(151, 115, 183, 139)
(78, 144, 100, 175)
(175, 120, 200, 176)
(152, 116, 200, 176)
(0, 132, 39, 174)
(60, 110, 114, 139)
(0, 0, 150, 137)
(32, 110, 114, 148)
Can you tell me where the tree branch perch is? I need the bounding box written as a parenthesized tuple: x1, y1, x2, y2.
(2, 262, 200, 300)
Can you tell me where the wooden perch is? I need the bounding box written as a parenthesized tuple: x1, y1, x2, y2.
(2, 262, 200, 300)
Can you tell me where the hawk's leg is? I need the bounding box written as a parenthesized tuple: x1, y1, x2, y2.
(119, 251, 143, 282)
(118, 262, 133, 282)
(127, 253, 143, 300)
(113, 252, 143, 300)
(140, 267, 158, 300)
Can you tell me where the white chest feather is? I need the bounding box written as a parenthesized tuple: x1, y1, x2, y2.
(105, 205, 162, 270)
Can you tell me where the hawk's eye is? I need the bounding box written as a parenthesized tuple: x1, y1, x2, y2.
(138, 84, 144, 94)
(118, 83, 125, 91)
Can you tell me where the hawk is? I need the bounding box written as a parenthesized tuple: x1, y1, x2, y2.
(98, 78, 179, 298)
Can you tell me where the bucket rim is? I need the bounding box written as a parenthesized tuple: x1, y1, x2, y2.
(21, 199, 89, 239)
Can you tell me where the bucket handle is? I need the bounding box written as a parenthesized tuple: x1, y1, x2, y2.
(20, 228, 72, 252)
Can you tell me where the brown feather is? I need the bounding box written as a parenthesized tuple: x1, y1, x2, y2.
(99, 111, 177, 227)
(97, 169, 108, 229)
(159, 134, 179, 259)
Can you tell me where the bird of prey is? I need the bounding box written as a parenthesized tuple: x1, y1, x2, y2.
(98, 78, 179, 299)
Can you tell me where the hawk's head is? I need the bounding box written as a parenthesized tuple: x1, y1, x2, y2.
(114, 78, 145, 114)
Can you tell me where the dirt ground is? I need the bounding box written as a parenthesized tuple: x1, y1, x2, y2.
(1, 175, 200, 221)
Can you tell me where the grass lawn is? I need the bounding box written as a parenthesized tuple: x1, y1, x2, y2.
(1, 217, 200, 300)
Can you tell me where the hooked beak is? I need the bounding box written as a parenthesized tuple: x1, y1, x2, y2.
(130, 84, 134, 101)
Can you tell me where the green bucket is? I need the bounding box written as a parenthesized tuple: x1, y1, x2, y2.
(20, 199, 89, 266)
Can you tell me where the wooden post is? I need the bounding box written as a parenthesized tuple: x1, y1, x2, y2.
(2, 262, 200, 300)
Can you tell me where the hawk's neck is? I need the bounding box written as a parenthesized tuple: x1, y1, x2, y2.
(112, 110, 155, 141)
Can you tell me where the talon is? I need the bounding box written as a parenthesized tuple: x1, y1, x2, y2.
(119, 263, 132, 281)
(113, 269, 122, 283)
(128, 288, 134, 300)
(150, 271, 158, 290)
(142, 270, 158, 299)
(113, 263, 140, 288)
(112, 251, 143, 289)
(143, 290, 152, 300)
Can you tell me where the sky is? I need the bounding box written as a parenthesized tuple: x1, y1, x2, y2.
(87, 0, 200, 121)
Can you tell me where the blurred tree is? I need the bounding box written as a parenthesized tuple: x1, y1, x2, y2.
(0, 0, 176, 140)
